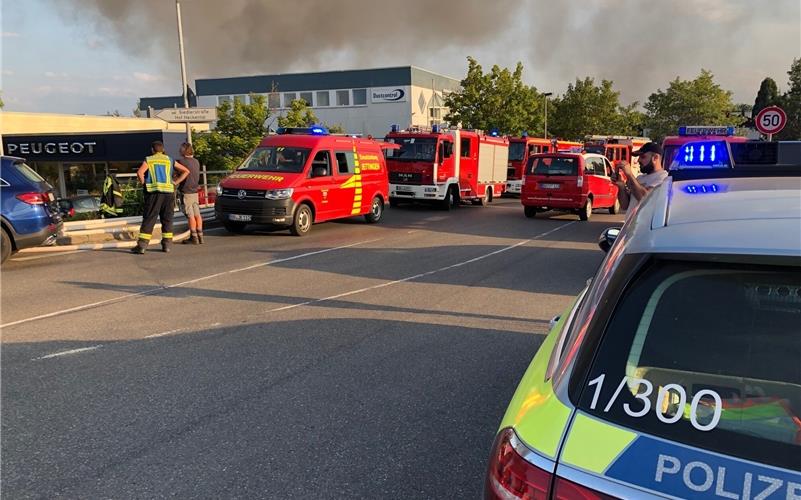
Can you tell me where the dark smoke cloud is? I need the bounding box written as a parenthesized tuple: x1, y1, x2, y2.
(55, 0, 518, 78)
(54, 0, 800, 104)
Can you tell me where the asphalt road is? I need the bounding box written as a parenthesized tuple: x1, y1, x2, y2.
(1, 198, 623, 499)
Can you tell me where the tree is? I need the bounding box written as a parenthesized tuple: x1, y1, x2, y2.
(753, 77, 780, 116)
(643, 69, 734, 142)
(444, 57, 543, 135)
(277, 98, 318, 128)
(778, 58, 801, 140)
(549, 77, 638, 140)
(193, 94, 270, 171)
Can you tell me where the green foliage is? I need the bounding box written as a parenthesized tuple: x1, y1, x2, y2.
(643, 70, 734, 142)
(327, 123, 346, 134)
(549, 77, 640, 140)
(778, 58, 801, 140)
(193, 94, 270, 171)
(753, 78, 780, 116)
(277, 99, 318, 128)
(444, 57, 543, 135)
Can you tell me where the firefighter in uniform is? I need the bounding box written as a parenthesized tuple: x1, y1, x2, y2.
(131, 141, 189, 254)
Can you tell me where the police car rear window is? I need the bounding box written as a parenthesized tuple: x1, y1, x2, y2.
(578, 261, 801, 472)
(528, 157, 578, 176)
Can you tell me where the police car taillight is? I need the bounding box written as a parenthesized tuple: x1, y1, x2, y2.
(553, 477, 616, 500)
(485, 428, 551, 500)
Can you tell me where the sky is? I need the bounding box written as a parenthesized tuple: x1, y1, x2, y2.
(1, 0, 800, 116)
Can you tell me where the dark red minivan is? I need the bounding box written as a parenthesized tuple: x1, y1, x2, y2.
(521, 153, 620, 221)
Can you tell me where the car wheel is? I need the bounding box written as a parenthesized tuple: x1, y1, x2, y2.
(440, 186, 454, 211)
(1, 228, 12, 264)
(524, 206, 538, 218)
(579, 198, 592, 221)
(479, 187, 491, 207)
(290, 204, 313, 236)
(609, 197, 621, 215)
(223, 220, 247, 234)
(364, 196, 384, 223)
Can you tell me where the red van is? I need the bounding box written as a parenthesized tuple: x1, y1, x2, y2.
(215, 127, 390, 236)
(521, 152, 620, 221)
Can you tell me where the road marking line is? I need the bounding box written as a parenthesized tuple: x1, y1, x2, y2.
(269, 221, 576, 313)
(11, 250, 87, 261)
(0, 238, 382, 329)
(33, 345, 103, 361)
(145, 328, 183, 339)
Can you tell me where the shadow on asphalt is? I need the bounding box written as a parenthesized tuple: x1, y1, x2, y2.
(2, 318, 546, 499)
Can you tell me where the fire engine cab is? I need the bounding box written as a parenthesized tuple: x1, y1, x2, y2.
(505, 136, 558, 196)
(584, 135, 651, 166)
(385, 125, 509, 209)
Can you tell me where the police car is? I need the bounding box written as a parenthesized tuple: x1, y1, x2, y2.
(486, 140, 801, 499)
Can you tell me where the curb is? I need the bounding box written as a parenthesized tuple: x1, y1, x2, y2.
(18, 230, 193, 253)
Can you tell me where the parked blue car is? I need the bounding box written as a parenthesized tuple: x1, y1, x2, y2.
(1, 156, 63, 263)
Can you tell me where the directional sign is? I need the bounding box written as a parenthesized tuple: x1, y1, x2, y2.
(754, 106, 787, 135)
(156, 107, 217, 123)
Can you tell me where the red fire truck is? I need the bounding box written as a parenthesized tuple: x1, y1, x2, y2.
(386, 126, 509, 209)
(583, 135, 651, 166)
(661, 126, 748, 168)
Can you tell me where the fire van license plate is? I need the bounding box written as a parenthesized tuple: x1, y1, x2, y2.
(229, 214, 252, 221)
(541, 183, 560, 189)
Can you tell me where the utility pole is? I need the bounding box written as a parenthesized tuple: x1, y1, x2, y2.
(175, 0, 191, 145)
(543, 92, 553, 139)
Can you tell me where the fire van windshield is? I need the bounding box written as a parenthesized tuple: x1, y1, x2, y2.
(239, 146, 311, 173)
(508, 142, 526, 161)
(386, 138, 437, 161)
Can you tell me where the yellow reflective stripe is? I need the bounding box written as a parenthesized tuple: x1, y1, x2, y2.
(354, 195, 362, 202)
(162, 232, 173, 239)
(139, 233, 152, 240)
(351, 208, 361, 215)
(560, 413, 637, 474)
(355, 188, 363, 194)
(354, 168, 361, 174)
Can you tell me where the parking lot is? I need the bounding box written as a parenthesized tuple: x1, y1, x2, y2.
(1, 199, 620, 498)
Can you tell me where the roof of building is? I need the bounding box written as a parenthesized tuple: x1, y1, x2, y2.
(2, 111, 209, 135)
(194, 66, 461, 96)
(138, 87, 197, 111)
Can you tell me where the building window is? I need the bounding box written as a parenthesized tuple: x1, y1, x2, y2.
(429, 107, 442, 119)
(316, 91, 330, 107)
(353, 89, 367, 106)
(268, 93, 281, 109)
(234, 95, 247, 104)
(218, 95, 232, 105)
(283, 92, 297, 107)
(299, 92, 314, 106)
(336, 90, 350, 106)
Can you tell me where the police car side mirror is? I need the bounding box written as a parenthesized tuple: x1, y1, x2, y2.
(312, 166, 328, 177)
(598, 227, 621, 253)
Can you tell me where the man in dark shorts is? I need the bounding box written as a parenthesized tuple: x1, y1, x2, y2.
(179, 142, 204, 244)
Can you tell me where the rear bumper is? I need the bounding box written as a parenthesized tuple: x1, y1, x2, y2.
(215, 196, 295, 226)
(522, 193, 586, 209)
(12, 221, 62, 249)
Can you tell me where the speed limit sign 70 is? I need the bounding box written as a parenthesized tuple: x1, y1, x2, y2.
(755, 105, 787, 136)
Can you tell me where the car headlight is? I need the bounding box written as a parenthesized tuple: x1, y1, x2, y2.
(265, 188, 293, 200)
(215, 183, 222, 195)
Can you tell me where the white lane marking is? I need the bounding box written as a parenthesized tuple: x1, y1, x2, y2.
(33, 345, 103, 361)
(145, 328, 183, 339)
(269, 221, 576, 313)
(0, 238, 381, 329)
(11, 250, 87, 262)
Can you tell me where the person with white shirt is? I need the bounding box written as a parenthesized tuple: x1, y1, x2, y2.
(614, 142, 669, 220)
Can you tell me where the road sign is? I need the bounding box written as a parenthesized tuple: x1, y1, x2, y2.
(754, 106, 787, 136)
(156, 107, 217, 123)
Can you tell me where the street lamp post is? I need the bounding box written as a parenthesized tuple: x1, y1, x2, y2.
(543, 92, 553, 139)
(175, 0, 191, 145)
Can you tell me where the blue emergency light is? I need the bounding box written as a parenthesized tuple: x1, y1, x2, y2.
(671, 140, 732, 170)
(309, 124, 328, 135)
(521, 131, 529, 138)
(490, 128, 500, 137)
(682, 183, 725, 194)
(277, 126, 329, 135)
(678, 126, 735, 137)
(432, 124, 440, 133)
(390, 124, 399, 133)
